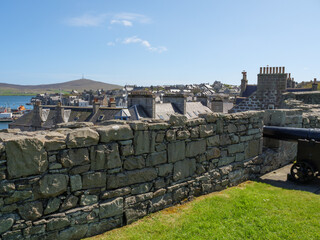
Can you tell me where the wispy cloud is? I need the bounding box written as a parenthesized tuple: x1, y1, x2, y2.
(66, 13, 107, 27)
(122, 36, 167, 53)
(110, 19, 133, 27)
(66, 12, 150, 28)
(110, 13, 151, 26)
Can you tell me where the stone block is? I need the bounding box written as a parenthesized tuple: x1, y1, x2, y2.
(157, 163, 173, 177)
(176, 130, 190, 140)
(18, 201, 43, 221)
(169, 114, 188, 126)
(70, 174, 82, 192)
(245, 139, 260, 158)
(199, 124, 215, 138)
(59, 225, 88, 240)
(166, 130, 176, 141)
(44, 198, 61, 215)
(82, 172, 106, 189)
(6, 137, 48, 179)
(39, 174, 68, 198)
(44, 132, 66, 151)
(101, 187, 131, 200)
(207, 135, 219, 147)
(124, 156, 145, 170)
(148, 123, 170, 130)
(23, 224, 45, 236)
(134, 131, 150, 155)
(107, 168, 157, 189)
(206, 147, 220, 160)
(70, 164, 90, 175)
(86, 218, 122, 237)
(80, 195, 98, 206)
(60, 195, 78, 211)
(227, 124, 237, 133)
(155, 132, 165, 143)
(146, 151, 167, 166)
(168, 141, 185, 163)
(173, 159, 196, 181)
(190, 127, 199, 138)
(120, 144, 134, 156)
(60, 148, 89, 168)
(66, 127, 99, 148)
(99, 197, 123, 219)
(186, 139, 206, 157)
(131, 182, 152, 195)
(97, 124, 133, 143)
(91, 149, 105, 170)
(47, 217, 70, 231)
(0, 215, 14, 234)
(220, 134, 231, 145)
(228, 143, 245, 154)
(4, 190, 32, 204)
(105, 143, 121, 169)
(218, 156, 235, 167)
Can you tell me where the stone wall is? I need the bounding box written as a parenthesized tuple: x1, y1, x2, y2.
(0, 112, 296, 240)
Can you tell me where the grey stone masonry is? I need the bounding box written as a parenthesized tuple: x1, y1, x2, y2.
(0, 109, 304, 239)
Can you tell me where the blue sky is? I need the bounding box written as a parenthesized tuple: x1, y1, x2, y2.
(1, 0, 319, 86)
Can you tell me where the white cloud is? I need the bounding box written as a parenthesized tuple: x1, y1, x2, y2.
(122, 36, 167, 53)
(110, 19, 133, 27)
(113, 13, 151, 24)
(107, 42, 115, 46)
(66, 14, 107, 27)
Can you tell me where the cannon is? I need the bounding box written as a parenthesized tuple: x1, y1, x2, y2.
(263, 126, 320, 183)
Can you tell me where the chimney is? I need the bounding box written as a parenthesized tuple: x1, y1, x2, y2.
(55, 102, 65, 124)
(263, 67, 266, 74)
(276, 67, 279, 73)
(93, 100, 100, 115)
(128, 91, 155, 118)
(272, 67, 275, 74)
(163, 94, 186, 115)
(312, 78, 318, 91)
(240, 70, 248, 97)
(32, 100, 43, 129)
(109, 97, 116, 108)
(260, 67, 262, 74)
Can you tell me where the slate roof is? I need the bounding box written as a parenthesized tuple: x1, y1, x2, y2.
(185, 102, 212, 119)
(242, 85, 257, 98)
(155, 103, 178, 120)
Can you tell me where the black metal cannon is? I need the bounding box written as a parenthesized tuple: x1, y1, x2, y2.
(263, 126, 320, 183)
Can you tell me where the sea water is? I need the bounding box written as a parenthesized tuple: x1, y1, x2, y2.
(0, 95, 34, 129)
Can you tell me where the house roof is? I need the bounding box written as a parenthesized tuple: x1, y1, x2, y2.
(242, 85, 257, 98)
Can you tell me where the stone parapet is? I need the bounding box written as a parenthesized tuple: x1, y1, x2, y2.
(0, 111, 299, 239)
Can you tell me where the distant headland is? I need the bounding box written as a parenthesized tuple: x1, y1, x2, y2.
(0, 79, 122, 95)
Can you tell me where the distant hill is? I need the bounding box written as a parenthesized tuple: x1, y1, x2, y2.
(0, 79, 122, 95)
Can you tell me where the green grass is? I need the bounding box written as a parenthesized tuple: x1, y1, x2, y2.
(86, 181, 320, 240)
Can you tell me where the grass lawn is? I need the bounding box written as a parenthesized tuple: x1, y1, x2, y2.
(86, 181, 320, 240)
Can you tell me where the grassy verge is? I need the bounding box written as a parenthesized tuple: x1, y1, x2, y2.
(86, 181, 320, 240)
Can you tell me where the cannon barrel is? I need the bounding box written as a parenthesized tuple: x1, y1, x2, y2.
(263, 126, 320, 142)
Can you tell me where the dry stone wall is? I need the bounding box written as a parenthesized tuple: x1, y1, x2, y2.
(0, 112, 294, 240)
